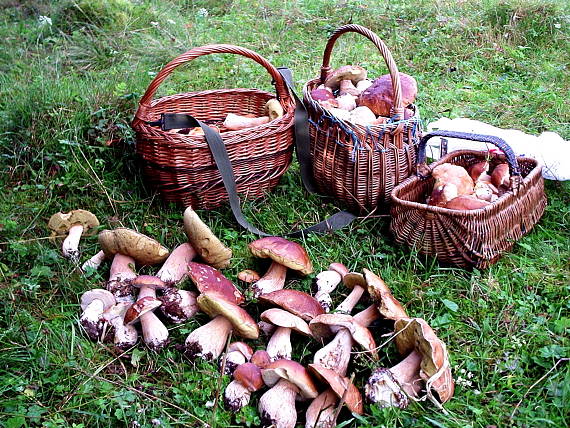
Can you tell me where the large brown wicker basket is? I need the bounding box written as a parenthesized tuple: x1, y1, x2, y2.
(303, 24, 422, 214)
(132, 44, 295, 209)
(390, 130, 546, 269)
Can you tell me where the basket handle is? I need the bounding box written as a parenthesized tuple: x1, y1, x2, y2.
(417, 130, 522, 181)
(134, 44, 294, 121)
(319, 24, 404, 120)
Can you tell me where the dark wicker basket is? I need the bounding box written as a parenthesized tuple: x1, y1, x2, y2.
(390, 131, 546, 269)
(132, 44, 295, 209)
(303, 24, 422, 214)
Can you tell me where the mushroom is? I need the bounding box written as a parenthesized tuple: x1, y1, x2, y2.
(48, 210, 99, 262)
(183, 207, 232, 269)
(365, 317, 454, 409)
(187, 262, 244, 304)
(467, 161, 491, 182)
(348, 106, 377, 126)
(223, 113, 270, 131)
(474, 181, 499, 202)
(265, 99, 284, 121)
(327, 107, 351, 121)
(364, 269, 408, 321)
(309, 364, 364, 415)
(428, 163, 474, 207)
(335, 94, 357, 111)
(305, 388, 339, 428)
(102, 302, 138, 349)
(81, 250, 106, 272)
(357, 72, 418, 117)
(339, 79, 361, 97)
(248, 237, 313, 297)
(79, 289, 115, 341)
(224, 362, 265, 412)
(259, 359, 319, 428)
(105, 253, 137, 304)
(237, 269, 260, 283)
(445, 195, 491, 210)
(251, 350, 271, 368)
(314, 269, 343, 312)
(335, 271, 367, 315)
(156, 242, 197, 285)
(324, 65, 367, 91)
(491, 163, 511, 189)
(98, 228, 169, 266)
(355, 79, 373, 93)
(260, 308, 312, 361)
(310, 87, 335, 102)
(220, 341, 253, 375)
(185, 292, 259, 361)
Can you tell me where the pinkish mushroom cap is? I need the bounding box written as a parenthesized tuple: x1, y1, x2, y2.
(187, 262, 244, 304)
(249, 237, 313, 275)
(259, 289, 324, 321)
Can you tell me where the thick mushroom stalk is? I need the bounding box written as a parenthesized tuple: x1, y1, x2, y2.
(266, 326, 292, 361)
(259, 379, 299, 428)
(305, 389, 338, 428)
(62, 224, 84, 261)
(185, 315, 233, 361)
(252, 262, 288, 297)
(102, 303, 138, 349)
(224, 362, 264, 412)
(313, 328, 353, 376)
(82, 250, 106, 272)
(79, 289, 115, 341)
(158, 288, 198, 324)
(125, 286, 169, 351)
(156, 243, 197, 285)
(106, 254, 137, 304)
(314, 269, 342, 312)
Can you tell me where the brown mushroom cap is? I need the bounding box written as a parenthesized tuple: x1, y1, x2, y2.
(237, 269, 260, 283)
(197, 292, 259, 339)
(343, 272, 366, 289)
(234, 362, 264, 392)
(80, 289, 115, 311)
(260, 308, 312, 336)
(187, 262, 244, 305)
(308, 364, 364, 414)
(491, 163, 511, 188)
(131, 275, 169, 291)
(363, 269, 408, 320)
(248, 237, 313, 275)
(48, 210, 99, 237)
(124, 296, 162, 325)
(262, 360, 319, 399)
(259, 290, 324, 321)
(98, 228, 169, 266)
(445, 195, 491, 210)
(265, 99, 284, 121)
(357, 72, 418, 117)
(324, 65, 367, 90)
(251, 350, 272, 368)
(394, 317, 455, 403)
(183, 207, 232, 269)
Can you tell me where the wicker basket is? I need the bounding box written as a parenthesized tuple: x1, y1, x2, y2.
(390, 130, 547, 269)
(132, 44, 295, 209)
(303, 24, 422, 214)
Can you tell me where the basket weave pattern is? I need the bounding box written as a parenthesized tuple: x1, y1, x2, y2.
(303, 24, 422, 214)
(390, 150, 546, 268)
(132, 45, 295, 209)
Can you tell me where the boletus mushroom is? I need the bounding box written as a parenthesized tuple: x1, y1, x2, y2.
(223, 113, 270, 131)
(105, 253, 137, 304)
(314, 267, 343, 313)
(81, 250, 106, 272)
(248, 237, 313, 297)
(79, 289, 115, 341)
(98, 227, 169, 266)
(358, 72, 418, 117)
(224, 362, 265, 412)
(365, 317, 454, 409)
(220, 341, 253, 375)
(428, 163, 475, 207)
(48, 209, 99, 262)
(324, 65, 367, 91)
(102, 302, 138, 349)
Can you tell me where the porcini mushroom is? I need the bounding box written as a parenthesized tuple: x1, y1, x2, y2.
(305, 388, 339, 428)
(156, 242, 197, 285)
(81, 250, 106, 272)
(428, 163, 475, 207)
(223, 113, 270, 131)
(314, 269, 343, 312)
(105, 253, 137, 304)
(348, 106, 377, 126)
(491, 163, 511, 189)
(248, 237, 313, 297)
(224, 362, 265, 412)
(265, 99, 284, 121)
(187, 262, 244, 304)
(324, 65, 367, 91)
(336, 271, 367, 315)
(48, 210, 99, 262)
(79, 289, 115, 340)
(358, 72, 418, 117)
(98, 228, 169, 266)
(260, 308, 312, 361)
(335, 94, 357, 111)
(185, 292, 258, 361)
(445, 195, 491, 210)
(365, 317, 454, 409)
(220, 341, 253, 375)
(183, 207, 232, 269)
(309, 363, 364, 415)
(237, 269, 260, 283)
(259, 359, 318, 428)
(102, 302, 138, 349)
(364, 269, 408, 321)
(339, 79, 361, 96)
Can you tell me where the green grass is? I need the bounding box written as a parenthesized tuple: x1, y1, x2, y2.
(1, 0, 569, 427)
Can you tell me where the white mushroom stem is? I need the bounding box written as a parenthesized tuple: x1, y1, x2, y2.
(221, 350, 247, 375)
(259, 378, 300, 428)
(266, 327, 293, 361)
(313, 329, 353, 376)
(336, 285, 365, 314)
(159, 288, 198, 324)
(109, 316, 138, 349)
(107, 254, 137, 304)
(185, 315, 233, 361)
(315, 270, 342, 312)
(62, 224, 84, 262)
(138, 286, 169, 351)
(157, 243, 197, 284)
(79, 299, 106, 340)
(365, 350, 423, 408)
(81, 250, 106, 272)
(252, 262, 287, 297)
(305, 388, 338, 428)
(225, 380, 252, 412)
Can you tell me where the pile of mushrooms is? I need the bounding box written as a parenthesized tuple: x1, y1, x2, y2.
(223, 98, 284, 131)
(310, 65, 418, 126)
(427, 161, 512, 209)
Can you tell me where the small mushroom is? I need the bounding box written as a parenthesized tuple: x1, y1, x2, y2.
(102, 302, 138, 349)
(364, 269, 408, 321)
(324, 65, 367, 91)
(491, 163, 511, 189)
(474, 181, 499, 202)
(365, 317, 454, 408)
(358, 72, 418, 117)
(224, 362, 265, 412)
(183, 207, 232, 269)
(336, 272, 367, 315)
(310, 87, 335, 102)
(428, 164, 474, 207)
(355, 79, 373, 93)
(314, 269, 342, 312)
(156, 242, 197, 285)
(48, 210, 99, 262)
(185, 292, 259, 361)
(261, 308, 312, 361)
(467, 161, 491, 182)
(309, 363, 364, 415)
(265, 99, 284, 121)
(251, 350, 271, 368)
(259, 359, 319, 428)
(259, 289, 324, 321)
(305, 388, 338, 428)
(79, 289, 115, 341)
(105, 253, 137, 304)
(220, 341, 253, 375)
(98, 228, 169, 266)
(223, 113, 270, 131)
(248, 237, 313, 297)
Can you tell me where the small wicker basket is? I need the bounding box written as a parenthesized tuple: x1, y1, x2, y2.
(390, 130, 547, 269)
(303, 24, 422, 214)
(132, 44, 295, 210)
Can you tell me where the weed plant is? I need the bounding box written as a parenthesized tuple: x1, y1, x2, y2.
(0, 0, 569, 427)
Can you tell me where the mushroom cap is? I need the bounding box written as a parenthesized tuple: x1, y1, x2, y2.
(468, 161, 490, 182)
(394, 317, 455, 403)
(124, 296, 162, 325)
(432, 164, 474, 196)
(343, 272, 366, 290)
(98, 228, 169, 266)
(310, 88, 335, 102)
(265, 99, 284, 121)
(324, 65, 367, 89)
(248, 237, 313, 275)
(259, 290, 324, 321)
(183, 207, 232, 269)
(262, 359, 319, 399)
(102, 301, 130, 321)
(260, 308, 312, 336)
(445, 195, 491, 210)
(228, 341, 254, 360)
(309, 313, 378, 358)
(308, 364, 364, 414)
(348, 106, 377, 126)
(197, 292, 259, 339)
(357, 72, 418, 117)
(48, 210, 99, 236)
(237, 269, 260, 283)
(363, 269, 408, 320)
(329, 262, 348, 277)
(187, 262, 244, 304)
(234, 362, 264, 392)
(80, 289, 115, 311)
(491, 163, 511, 188)
(131, 275, 170, 291)
(251, 350, 272, 368)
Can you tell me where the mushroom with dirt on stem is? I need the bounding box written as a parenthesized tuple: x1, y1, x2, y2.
(81, 250, 106, 272)
(248, 236, 313, 297)
(219, 341, 253, 375)
(48, 209, 99, 263)
(102, 302, 138, 349)
(314, 268, 343, 313)
(105, 253, 137, 304)
(79, 289, 115, 341)
(224, 362, 265, 412)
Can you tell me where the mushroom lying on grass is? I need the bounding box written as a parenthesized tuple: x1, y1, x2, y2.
(79, 289, 115, 341)
(81, 250, 106, 272)
(48, 209, 99, 262)
(224, 362, 265, 412)
(105, 254, 137, 304)
(102, 302, 138, 349)
(220, 341, 253, 375)
(314, 265, 344, 312)
(99, 227, 169, 266)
